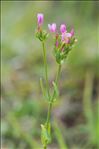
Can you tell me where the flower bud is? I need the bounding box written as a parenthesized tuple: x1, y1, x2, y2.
(60, 24, 66, 33)
(75, 38, 78, 42)
(55, 41, 58, 47)
(37, 13, 44, 26)
(48, 23, 56, 33)
(56, 33, 59, 39)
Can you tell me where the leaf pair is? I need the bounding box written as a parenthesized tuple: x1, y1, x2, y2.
(40, 78, 59, 102)
(41, 123, 51, 147)
(36, 30, 49, 42)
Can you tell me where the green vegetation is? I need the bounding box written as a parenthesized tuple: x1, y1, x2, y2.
(1, 1, 99, 149)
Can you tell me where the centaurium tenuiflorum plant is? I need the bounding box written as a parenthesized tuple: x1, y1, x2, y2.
(35, 13, 77, 149)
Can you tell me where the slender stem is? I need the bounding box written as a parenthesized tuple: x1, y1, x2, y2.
(42, 41, 50, 99)
(46, 102, 52, 126)
(44, 146, 46, 149)
(46, 64, 61, 127)
(42, 41, 50, 149)
(51, 64, 61, 102)
(55, 64, 61, 85)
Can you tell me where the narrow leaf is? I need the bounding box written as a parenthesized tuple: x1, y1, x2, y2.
(41, 124, 51, 146)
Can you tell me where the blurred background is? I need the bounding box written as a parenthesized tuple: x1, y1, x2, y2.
(1, 1, 99, 149)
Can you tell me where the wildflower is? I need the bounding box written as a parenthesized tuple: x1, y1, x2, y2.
(37, 13, 44, 26)
(60, 24, 66, 33)
(61, 32, 72, 44)
(48, 23, 56, 32)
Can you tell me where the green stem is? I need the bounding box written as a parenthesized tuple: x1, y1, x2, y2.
(55, 64, 61, 85)
(44, 145, 47, 149)
(42, 41, 50, 99)
(51, 64, 61, 102)
(46, 64, 61, 127)
(46, 102, 52, 127)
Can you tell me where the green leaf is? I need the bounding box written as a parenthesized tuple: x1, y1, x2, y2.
(45, 122, 51, 135)
(53, 121, 68, 149)
(43, 32, 49, 40)
(56, 51, 61, 63)
(41, 124, 51, 147)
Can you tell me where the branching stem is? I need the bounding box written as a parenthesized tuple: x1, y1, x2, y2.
(46, 64, 61, 127)
(42, 41, 61, 149)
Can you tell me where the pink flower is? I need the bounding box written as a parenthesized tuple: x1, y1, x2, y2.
(65, 33, 72, 37)
(70, 28, 74, 37)
(37, 13, 44, 26)
(61, 32, 72, 44)
(48, 23, 56, 32)
(60, 24, 66, 33)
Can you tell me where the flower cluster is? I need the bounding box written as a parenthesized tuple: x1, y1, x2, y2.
(36, 13, 77, 64)
(47, 23, 77, 64)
